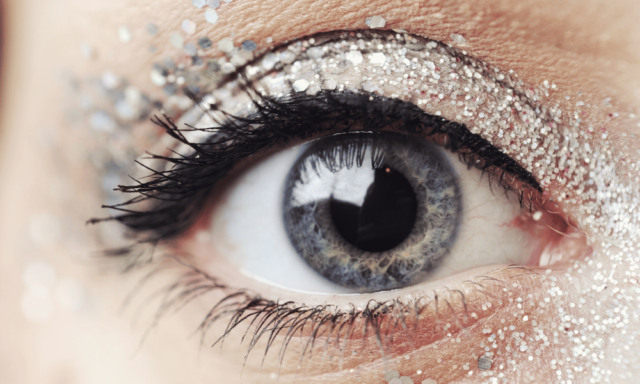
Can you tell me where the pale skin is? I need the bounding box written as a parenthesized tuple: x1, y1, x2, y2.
(1, 0, 640, 383)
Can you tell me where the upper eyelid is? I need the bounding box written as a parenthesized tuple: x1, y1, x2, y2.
(94, 29, 628, 247)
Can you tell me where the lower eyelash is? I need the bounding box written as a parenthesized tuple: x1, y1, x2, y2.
(118, 250, 538, 374)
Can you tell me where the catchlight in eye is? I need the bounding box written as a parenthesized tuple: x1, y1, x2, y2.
(282, 132, 460, 292)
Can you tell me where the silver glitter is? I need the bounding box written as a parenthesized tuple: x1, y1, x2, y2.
(292, 79, 309, 92)
(365, 15, 386, 28)
(322, 78, 337, 90)
(184, 43, 197, 56)
(207, 0, 220, 8)
(146, 23, 159, 36)
(100, 71, 120, 90)
(369, 52, 386, 66)
(220, 62, 235, 74)
(262, 53, 278, 70)
(90, 111, 116, 132)
(478, 355, 493, 370)
(205, 8, 219, 24)
(198, 36, 213, 49)
(450, 33, 467, 44)
(345, 50, 363, 65)
(150, 69, 167, 86)
(170, 33, 184, 49)
(241, 40, 257, 51)
(421, 380, 437, 384)
(230, 50, 252, 66)
(182, 19, 196, 35)
(192, 0, 206, 8)
(306, 47, 324, 59)
(118, 25, 132, 43)
(279, 51, 295, 64)
(218, 38, 234, 53)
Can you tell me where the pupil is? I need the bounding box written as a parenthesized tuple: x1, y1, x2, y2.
(330, 165, 418, 252)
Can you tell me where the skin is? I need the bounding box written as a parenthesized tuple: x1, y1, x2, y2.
(1, 0, 639, 383)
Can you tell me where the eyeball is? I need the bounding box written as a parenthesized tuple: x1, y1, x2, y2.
(210, 131, 538, 294)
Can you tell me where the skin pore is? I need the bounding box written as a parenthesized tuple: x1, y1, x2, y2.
(1, 0, 640, 383)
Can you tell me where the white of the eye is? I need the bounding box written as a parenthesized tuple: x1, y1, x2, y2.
(210, 145, 352, 294)
(211, 141, 535, 294)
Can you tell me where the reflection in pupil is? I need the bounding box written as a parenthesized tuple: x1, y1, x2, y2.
(330, 166, 418, 252)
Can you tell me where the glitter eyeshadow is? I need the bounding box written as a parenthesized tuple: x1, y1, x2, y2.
(69, 29, 640, 383)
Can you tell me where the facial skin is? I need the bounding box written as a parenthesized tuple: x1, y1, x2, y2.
(1, 0, 640, 383)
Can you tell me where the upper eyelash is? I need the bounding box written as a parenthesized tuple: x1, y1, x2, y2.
(88, 85, 542, 249)
(121, 251, 537, 376)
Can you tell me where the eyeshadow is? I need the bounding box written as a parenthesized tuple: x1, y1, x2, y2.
(66, 28, 640, 383)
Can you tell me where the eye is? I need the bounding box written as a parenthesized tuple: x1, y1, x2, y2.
(97, 29, 594, 377)
(101, 30, 582, 295)
(212, 124, 542, 294)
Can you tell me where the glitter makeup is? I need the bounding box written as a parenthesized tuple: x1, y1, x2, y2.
(80, 28, 640, 383)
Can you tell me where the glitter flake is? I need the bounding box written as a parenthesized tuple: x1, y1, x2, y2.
(366, 15, 387, 28)
(118, 26, 132, 43)
(205, 8, 219, 24)
(182, 19, 197, 35)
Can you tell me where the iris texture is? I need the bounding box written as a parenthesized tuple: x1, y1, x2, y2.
(282, 132, 462, 291)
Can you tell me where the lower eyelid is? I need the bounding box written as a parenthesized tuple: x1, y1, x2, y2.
(181, 264, 550, 382)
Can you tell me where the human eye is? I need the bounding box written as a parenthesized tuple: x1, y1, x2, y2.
(92, 29, 601, 382)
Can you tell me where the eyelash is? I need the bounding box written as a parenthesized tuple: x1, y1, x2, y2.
(90, 80, 545, 371)
(90, 86, 541, 239)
